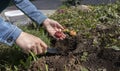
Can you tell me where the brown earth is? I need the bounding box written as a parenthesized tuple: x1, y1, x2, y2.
(27, 29, 120, 71)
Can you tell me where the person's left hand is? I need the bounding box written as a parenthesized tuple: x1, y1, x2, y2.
(43, 18, 66, 40)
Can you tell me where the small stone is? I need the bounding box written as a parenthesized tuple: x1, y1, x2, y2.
(76, 5, 92, 12)
(103, 68, 107, 71)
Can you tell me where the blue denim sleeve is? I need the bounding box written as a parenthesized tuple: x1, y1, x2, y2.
(13, 0, 48, 25)
(0, 18, 22, 46)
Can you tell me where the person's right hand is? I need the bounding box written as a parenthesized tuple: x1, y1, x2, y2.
(15, 32, 47, 55)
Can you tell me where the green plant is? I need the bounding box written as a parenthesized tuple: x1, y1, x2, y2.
(20, 56, 32, 69)
(81, 52, 88, 62)
(80, 66, 88, 71)
(45, 64, 49, 71)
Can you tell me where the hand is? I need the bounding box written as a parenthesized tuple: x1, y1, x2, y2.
(16, 32, 47, 55)
(43, 18, 66, 40)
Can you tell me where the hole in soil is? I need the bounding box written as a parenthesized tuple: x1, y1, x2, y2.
(114, 62, 120, 67)
(97, 50, 104, 58)
(76, 1, 81, 5)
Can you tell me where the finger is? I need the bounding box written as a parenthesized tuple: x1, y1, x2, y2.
(36, 45, 42, 54)
(53, 23, 60, 32)
(54, 27, 59, 31)
(56, 22, 64, 30)
(62, 33, 66, 38)
(52, 20, 64, 30)
(41, 44, 46, 53)
(39, 39, 47, 51)
(60, 33, 66, 40)
(22, 45, 33, 54)
(31, 46, 37, 55)
(58, 29, 62, 32)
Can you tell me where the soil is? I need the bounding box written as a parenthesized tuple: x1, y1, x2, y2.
(27, 30, 120, 71)
(15, 18, 119, 70)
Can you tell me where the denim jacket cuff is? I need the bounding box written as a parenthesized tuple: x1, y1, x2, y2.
(4, 27, 22, 46)
(38, 15, 47, 25)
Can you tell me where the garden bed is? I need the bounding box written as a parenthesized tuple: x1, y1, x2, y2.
(0, 1, 120, 71)
(29, 34, 120, 71)
(28, 1, 120, 71)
